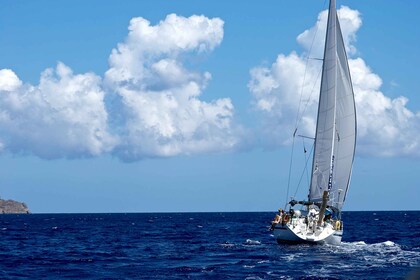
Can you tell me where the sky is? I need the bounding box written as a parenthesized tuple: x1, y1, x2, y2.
(0, 0, 419, 213)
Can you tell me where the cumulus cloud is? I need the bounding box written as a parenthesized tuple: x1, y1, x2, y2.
(0, 14, 242, 160)
(0, 63, 116, 159)
(105, 14, 224, 88)
(249, 6, 420, 157)
(297, 6, 361, 57)
(105, 14, 240, 160)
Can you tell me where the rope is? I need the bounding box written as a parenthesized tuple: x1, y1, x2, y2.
(293, 140, 315, 199)
(284, 129, 297, 210)
(294, 2, 323, 131)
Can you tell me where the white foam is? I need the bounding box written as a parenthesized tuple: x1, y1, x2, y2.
(332, 240, 420, 268)
(341, 240, 399, 251)
(220, 242, 235, 248)
(243, 265, 255, 268)
(382, 240, 395, 246)
(351, 241, 367, 246)
(245, 239, 261, 245)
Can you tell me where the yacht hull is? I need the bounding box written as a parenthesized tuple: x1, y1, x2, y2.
(273, 222, 342, 245)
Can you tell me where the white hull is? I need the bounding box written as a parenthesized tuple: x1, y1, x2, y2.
(272, 218, 342, 245)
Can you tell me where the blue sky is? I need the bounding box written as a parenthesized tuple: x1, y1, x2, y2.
(0, 1, 419, 213)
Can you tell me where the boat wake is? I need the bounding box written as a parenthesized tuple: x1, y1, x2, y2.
(296, 240, 420, 278)
(327, 240, 420, 267)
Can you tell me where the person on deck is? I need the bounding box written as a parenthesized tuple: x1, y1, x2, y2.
(270, 209, 283, 230)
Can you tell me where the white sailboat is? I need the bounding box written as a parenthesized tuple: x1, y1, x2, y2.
(271, 0, 356, 245)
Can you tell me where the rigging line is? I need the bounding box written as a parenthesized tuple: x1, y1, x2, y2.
(296, 65, 323, 129)
(302, 138, 311, 188)
(308, 57, 323, 61)
(285, 0, 327, 209)
(293, 140, 315, 199)
(284, 130, 297, 210)
(293, 0, 324, 131)
(294, 0, 329, 131)
(305, 141, 312, 189)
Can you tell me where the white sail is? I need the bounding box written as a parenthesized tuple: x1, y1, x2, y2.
(309, 0, 356, 209)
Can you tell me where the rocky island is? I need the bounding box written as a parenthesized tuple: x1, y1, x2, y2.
(0, 199, 30, 214)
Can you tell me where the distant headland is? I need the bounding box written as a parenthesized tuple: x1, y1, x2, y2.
(0, 199, 30, 214)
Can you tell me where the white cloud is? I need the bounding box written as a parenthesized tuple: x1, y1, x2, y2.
(0, 14, 242, 161)
(0, 63, 116, 159)
(297, 6, 362, 57)
(249, 6, 420, 157)
(350, 58, 420, 156)
(105, 14, 241, 160)
(248, 52, 319, 147)
(0, 69, 22, 92)
(105, 14, 224, 89)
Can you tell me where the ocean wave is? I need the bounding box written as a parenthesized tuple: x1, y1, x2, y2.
(342, 240, 400, 251)
(245, 239, 261, 245)
(243, 265, 255, 268)
(220, 242, 235, 248)
(329, 240, 420, 268)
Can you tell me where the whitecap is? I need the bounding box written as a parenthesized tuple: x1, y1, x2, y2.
(305, 267, 331, 278)
(220, 242, 235, 248)
(245, 239, 261, 245)
(350, 241, 367, 246)
(197, 225, 203, 228)
(382, 240, 396, 246)
(334, 240, 420, 267)
(285, 254, 296, 261)
(243, 265, 255, 268)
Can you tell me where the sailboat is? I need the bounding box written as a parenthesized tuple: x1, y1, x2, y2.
(271, 0, 356, 245)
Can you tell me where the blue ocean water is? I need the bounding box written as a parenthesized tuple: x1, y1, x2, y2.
(0, 211, 419, 279)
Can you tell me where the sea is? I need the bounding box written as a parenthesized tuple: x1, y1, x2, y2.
(0, 211, 419, 279)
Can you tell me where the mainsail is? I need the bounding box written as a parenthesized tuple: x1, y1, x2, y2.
(309, 0, 356, 210)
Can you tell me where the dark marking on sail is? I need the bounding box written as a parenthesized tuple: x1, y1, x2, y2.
(328, 155, 334, 191)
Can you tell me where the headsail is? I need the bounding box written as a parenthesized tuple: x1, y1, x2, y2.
(309, 0, 356, 210)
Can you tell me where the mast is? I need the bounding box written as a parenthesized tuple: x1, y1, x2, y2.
(309, 0, 338, 203)
(327, 0, 338, 196)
